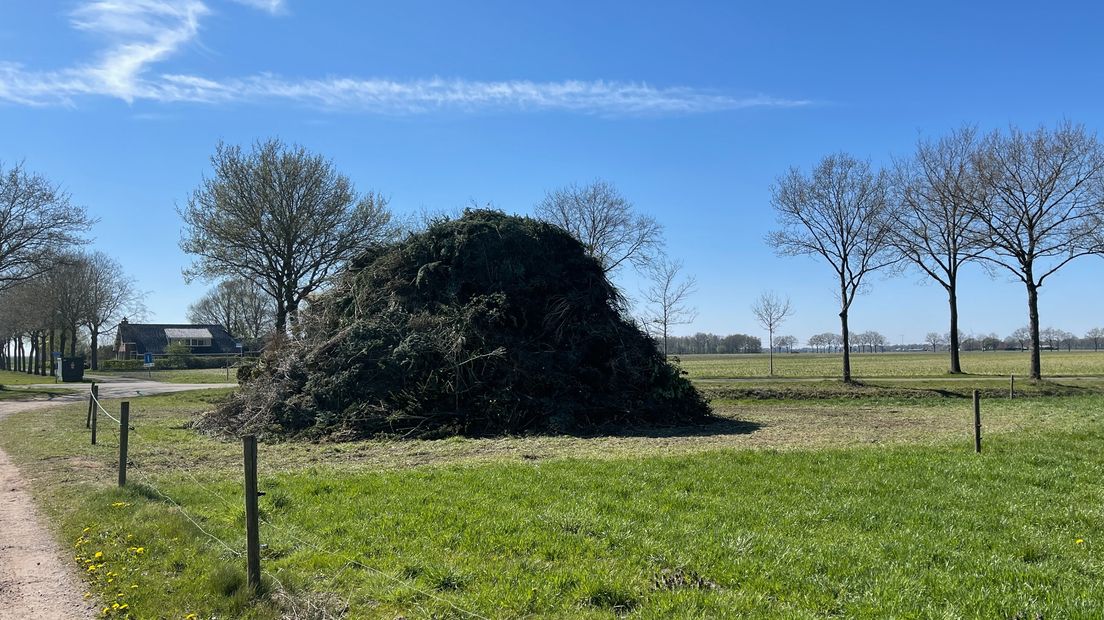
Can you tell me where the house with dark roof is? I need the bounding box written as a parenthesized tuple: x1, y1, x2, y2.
(113, 318, 239, 359)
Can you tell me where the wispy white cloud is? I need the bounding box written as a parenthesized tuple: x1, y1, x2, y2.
(70, 0, 208, 101)
(228, 0, 286, 15)
(0, 1, 811, 116)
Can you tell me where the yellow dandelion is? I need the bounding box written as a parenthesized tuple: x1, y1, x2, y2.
(130, 584, 139, 589)
(134, 547, 145, 554)
(1077, 538, 1085, 544)
(94, 551, 103, 559)
(185, 614, 198, 620)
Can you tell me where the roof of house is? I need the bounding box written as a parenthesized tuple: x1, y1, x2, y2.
(115, 322, 237, 355)
(163, 327, 214, 339)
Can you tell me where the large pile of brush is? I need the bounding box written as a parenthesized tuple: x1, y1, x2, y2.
(202, 210, 710, 439)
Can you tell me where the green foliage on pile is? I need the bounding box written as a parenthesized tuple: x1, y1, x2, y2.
(206, 210, 709, 439)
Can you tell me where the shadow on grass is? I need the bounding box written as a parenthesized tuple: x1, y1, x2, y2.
(580, 415, 763, 439)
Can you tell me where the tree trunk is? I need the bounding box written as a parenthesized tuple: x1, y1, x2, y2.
(1027, 282, 1042, 381)
(947, 282, 962, 374)
(90, 328, 99, 370)
(284, 286, 299, 334)
(274, 294, 287, 335)
(768, 327, 774, 376)
(839, 310, 852, 383)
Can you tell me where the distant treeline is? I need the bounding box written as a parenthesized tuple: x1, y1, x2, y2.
(665, 333, 762, 355)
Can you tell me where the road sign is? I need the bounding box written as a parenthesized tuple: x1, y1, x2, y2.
(143, 352, 154, 368)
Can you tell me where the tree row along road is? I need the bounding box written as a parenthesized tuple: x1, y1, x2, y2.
(0, 381, 235, 620)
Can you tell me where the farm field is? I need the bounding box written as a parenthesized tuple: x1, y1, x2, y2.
(3, 388, 1103, 618)
(679, 350, 1104, 379)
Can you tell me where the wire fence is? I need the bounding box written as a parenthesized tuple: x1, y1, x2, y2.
(81, 383, 488, 619)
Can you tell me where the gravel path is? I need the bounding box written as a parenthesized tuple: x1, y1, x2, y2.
(0, 381, 235, 620)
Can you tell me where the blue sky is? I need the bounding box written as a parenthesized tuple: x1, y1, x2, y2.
(2, 1, 1103, 344)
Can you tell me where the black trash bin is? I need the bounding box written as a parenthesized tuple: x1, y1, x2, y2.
(60, 356, 85, 383)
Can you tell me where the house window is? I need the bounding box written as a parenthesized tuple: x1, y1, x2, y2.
(188, 338, 211, 347)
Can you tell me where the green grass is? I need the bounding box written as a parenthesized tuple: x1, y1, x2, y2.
(89, 367, 238, 384)
(0, 368, 54, 386)
(679, 350, 1104, 379)
(3, 388, 1104, 618)
(0, 369, 74, 400)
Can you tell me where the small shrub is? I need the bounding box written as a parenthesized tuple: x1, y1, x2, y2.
(100, 359, 144, 371)
(163, 342, 193, 369)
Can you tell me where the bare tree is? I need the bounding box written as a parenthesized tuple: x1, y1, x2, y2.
(864, 331, 887, 353)
(925, 331, 946, 352)
(41, 255, 87, 357)
(0, 162, 93, 292)
(775, 335, 797, 353)
(1040, 327, 1059, 351)
(890, 127, 990, 373)
(641, 259, 697, 357)
(536, 180, 664, 274)
(807, 333, 826, 352)
(1086, 328, 1104, 352)
(751, 291, 793, 375)
(971, 122, 1104, 380)
(1058, 330, 1077, 352)
(180, 139, 393, 334)
(82, 251, 144, 370)
(188, 278, 274, 345)
(1010, 326, 1031, 351)
(768, 153, 899, 382)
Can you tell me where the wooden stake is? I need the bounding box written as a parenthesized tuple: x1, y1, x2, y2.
(86, 383, 97, 429)
(91, 391, 98, 445)
(118, 402, 129, 487)
(1009, 374, 1014, 400)
(243, 435, 261, 593)
(973, 389, 981, 454)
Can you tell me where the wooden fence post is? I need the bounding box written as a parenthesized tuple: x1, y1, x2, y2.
(91, 391, 98, 445)
(1009, 374, 1014, 400)
(118, 402, 129, 487)
(86, 383, 98, 429)
(973, 389, 981, 454)
(243, 435, 261, 593)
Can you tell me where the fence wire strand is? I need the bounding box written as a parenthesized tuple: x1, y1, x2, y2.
(84, 387, 488, 620)
(257, 515, 490, 620)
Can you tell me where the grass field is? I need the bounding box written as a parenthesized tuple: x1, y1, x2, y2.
(0, 369, 75, 400)
(3, 387, 1104, 618)
(89, 367, 238, 384)
(0, 368, 55, 386)
(679, 350, 1104, 379)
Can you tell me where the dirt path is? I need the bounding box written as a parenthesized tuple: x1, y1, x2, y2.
(0, 382, 235, 620)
